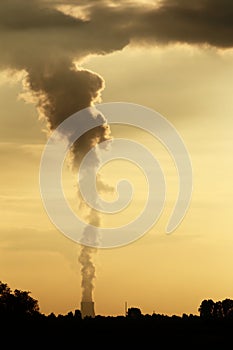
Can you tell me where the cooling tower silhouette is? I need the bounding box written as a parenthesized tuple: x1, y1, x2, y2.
(81, 301, 95, 318)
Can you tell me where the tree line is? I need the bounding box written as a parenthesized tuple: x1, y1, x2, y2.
(1, 280, 233, 321)
(198, 298, 233, 320)
(1, 280, 233, 347)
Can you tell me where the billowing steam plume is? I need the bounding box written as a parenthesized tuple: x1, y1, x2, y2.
(26, 62, 112, 311)
(27, 61, 112, 313)
(74, 107, 112, 314)
(28, 62, 112, 312)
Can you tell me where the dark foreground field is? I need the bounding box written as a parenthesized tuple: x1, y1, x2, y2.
(1, 313, 232, 348)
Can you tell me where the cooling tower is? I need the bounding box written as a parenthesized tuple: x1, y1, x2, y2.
(81, 301, 95, 318)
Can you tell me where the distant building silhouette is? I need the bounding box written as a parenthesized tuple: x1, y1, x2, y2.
(81, 301, 95, 318)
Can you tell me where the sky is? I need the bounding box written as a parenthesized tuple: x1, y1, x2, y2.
(0, 0, 233, 317)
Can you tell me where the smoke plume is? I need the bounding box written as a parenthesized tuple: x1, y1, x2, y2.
(78, 210, 100, 304)
(75, 110, 112, 306)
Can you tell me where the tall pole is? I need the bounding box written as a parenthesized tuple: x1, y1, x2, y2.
(125, 301, 128, 316)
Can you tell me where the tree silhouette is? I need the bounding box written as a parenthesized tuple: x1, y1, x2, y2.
(74, 309, 82, 319)
(0, 282, 14, 314)
(13, 289, 39, 316)
(198, 299, 215, 319)
(0, 281, 39, 317)
(222, 298, 233, 319)
(213, 301, 223, 319)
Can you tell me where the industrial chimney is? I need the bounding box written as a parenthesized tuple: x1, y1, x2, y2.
(81, 301, 95, 318)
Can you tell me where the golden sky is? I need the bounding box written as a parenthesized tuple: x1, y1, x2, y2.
(1, 0, 233, 317)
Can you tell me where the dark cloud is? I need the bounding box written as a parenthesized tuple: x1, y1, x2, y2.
(0, 0, 128, 73)
(136, 0, 233, 47)
(83, 0, 233, 48)
(0, 1, 81, 30)
(1, 0, 232, 72)
(1, 0, 231, 94)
